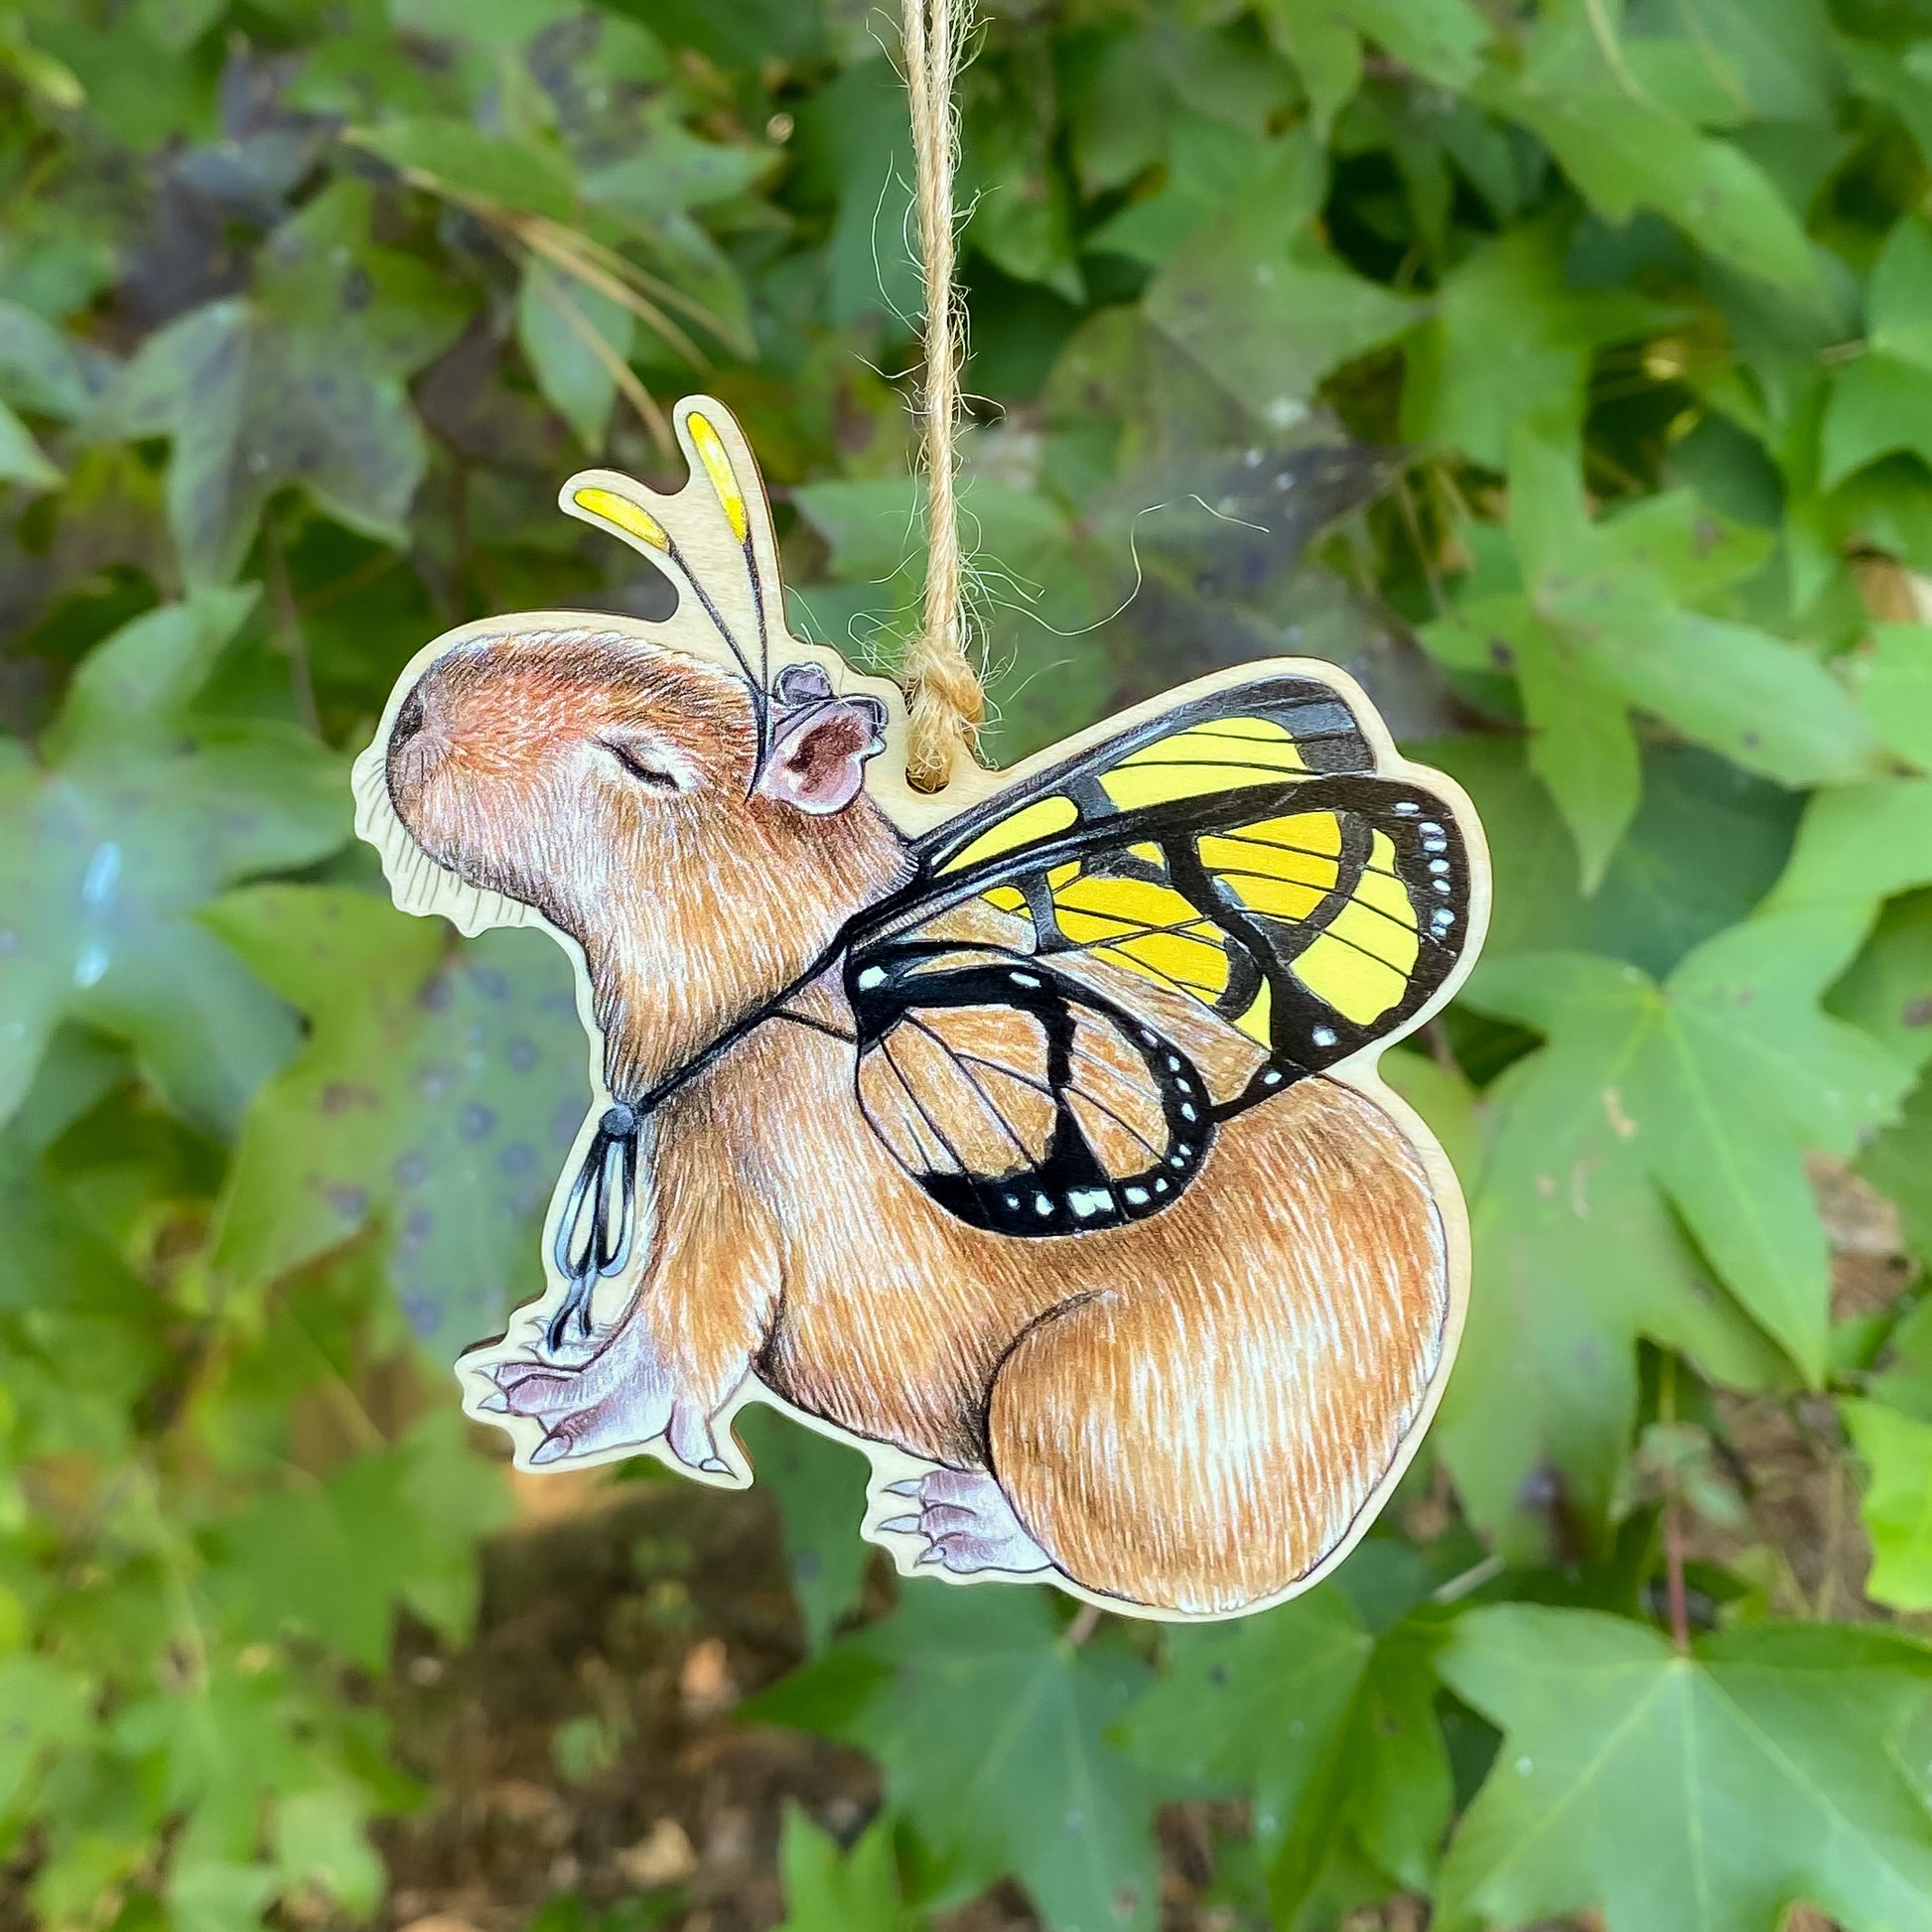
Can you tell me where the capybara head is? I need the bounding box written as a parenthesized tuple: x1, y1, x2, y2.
(384, 628, 907, 1094)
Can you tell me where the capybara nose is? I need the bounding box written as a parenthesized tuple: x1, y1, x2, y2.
(392, 681, 428, 746)
(385, 671, 452, 821)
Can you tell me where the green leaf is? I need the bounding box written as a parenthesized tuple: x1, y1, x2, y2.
(1828, 890, 1932, 1071)
(1403, 220, 1660, 467)
(774, 1807, 910, 1932)
(1144, 155, 1416, 422)
(1328, 0, 1490, 90)
(205, 886, 586, 1343)
(1480, 912, 1908, 1377)
(0, 298, 93, 419)
(1455, 590, 1643, 891)
(1437, 1606, 1932, 1932)
(98, 180, 469, 586)
(1256, 1, 1362, 138)
(1428, 458, 1885, 884)
(1477, 26, 1817, 291)
(964, 58, 1083, 303)
(1119, 1585, 1451, 1913)
(1853, 622, 1932, 770)
(354, 116, 579, 223)
(516, 258, 632, 451)
(1667, 0, 1839, 124)
(388, 0, 576, 47)
(272, 1785, 384, 1916)
(584, 124, 771, 225)
(0, 1653, 92, 1822)
(1821, 353, 1932, 489)
(0, 594, 346, 1136)
(134, 0, 225, 52)
(209, 1411, 508, 1667)
(1844, 1398, 1932, 1611)
(751, 1585, 1158, 1932)
(734, 1406, 873, 1652)
(1423, 738, 1801, 979)
(1771, 778, 1932, 911)
(0, 396, 61, 487)
(1863, 1065, 1932, 1268)
(1440, 910, 1906, 1552)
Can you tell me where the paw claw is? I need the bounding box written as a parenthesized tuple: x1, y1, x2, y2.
(529, 1433, 572, 1466)
(476, 1390, 509, 1414)
(877, 1468, 1053, 1577)
(699, 1457, 730, 1475)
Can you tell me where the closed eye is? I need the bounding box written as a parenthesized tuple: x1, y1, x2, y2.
(599, 738, 685, 790)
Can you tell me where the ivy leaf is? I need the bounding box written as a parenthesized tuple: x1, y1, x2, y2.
(353, 116, 579, 223)
(0, 592, 346, 1137)
(0, 1119, 167, 1460)
(0, 297, 93, 419)
(1440, 909, 1905, 1553)
(751, 1585, 1159, 1932)
(0, 1653, 92, 1824)
(1823, 217, 1932, 486)
(1403, 220, 1661, 467)
(1119, 1584, 1451, 1916)
(272, 1785, 385, 1917)
(1324, 0, 1489, 90)
(0, 397, 60, 488)
(733, 1406, 873, 1652)
(1476, 18, 1816, 291)
(1852, 621, 1932, 770)
(1828, 891, 1932, 1071)
(964, 57, 1084, 303)
(516, 258, 632, 452)
(1773, 777, 1932, 911)
(1863, 1068, 1932, 1268)
(774, 1807, 909, 1932)
(1255, 2, 1362, 138)
(1436, 1606, 1932, 1932)
(1144, 155, 1416, 423)
(1426, 738, 1801, 980)
(207, 1411, 509, 1669)
(1844, 1399, 1932, 1611)
(99, 179, 469, 586)
(1822, 353, 1932, 490)
(1477, 911, 1907, 1377)
(205, 886, 586, 1341)
(1428, 443, 1884, 885)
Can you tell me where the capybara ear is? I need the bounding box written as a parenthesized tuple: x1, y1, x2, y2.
(758, 692, 889, 815)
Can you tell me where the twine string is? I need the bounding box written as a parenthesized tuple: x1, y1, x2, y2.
(899, 0, 982, 791)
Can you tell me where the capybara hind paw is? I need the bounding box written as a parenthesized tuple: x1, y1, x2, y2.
(878, 1468, 1052, 1577)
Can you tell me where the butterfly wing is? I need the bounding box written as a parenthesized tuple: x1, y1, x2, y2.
(846, 942, 1213, 1236)
(842, 669, 1477, 1233)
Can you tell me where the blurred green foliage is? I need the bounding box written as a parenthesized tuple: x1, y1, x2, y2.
(6, 0, 1932, 1928)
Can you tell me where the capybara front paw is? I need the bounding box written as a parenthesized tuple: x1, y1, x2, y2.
(878, 1467, 1053, 1577)
(470, 1324, 730, 1472)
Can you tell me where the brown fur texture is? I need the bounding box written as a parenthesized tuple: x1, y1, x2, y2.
(387, 629, 1449, 1616)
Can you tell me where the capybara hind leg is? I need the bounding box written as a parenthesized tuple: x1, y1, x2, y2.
(987, 1235, 1446, 1615)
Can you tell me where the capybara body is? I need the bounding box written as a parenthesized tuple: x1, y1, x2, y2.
(385, 627, 1450, 1615)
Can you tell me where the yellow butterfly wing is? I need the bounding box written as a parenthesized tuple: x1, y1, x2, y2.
(841, 669, 1473, 1234)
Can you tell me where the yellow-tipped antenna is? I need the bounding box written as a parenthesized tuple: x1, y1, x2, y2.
(560, 448, 771, 774)
(570, 484, 670, 553)
(685, 411, 750, 543)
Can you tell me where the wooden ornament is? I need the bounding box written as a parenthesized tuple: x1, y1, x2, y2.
(352, 397, 1490, 1622)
